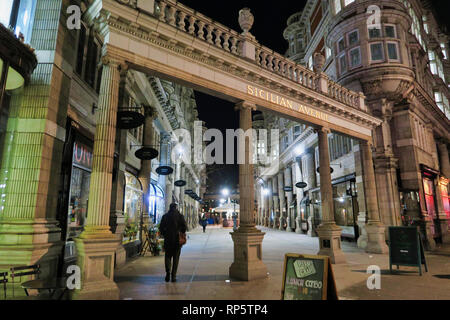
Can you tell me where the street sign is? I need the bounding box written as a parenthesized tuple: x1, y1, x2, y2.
(388, 226, 428, 275)
(117, 110, 145, 129)
(281, 254, 338, 300)
(135, 147, 158, 160)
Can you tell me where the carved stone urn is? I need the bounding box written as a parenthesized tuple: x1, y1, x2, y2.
(238, 8, 254, 35)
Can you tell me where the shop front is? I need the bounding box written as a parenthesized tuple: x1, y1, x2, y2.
(421, 165, 442, 241)
(61, 132, 93, 272)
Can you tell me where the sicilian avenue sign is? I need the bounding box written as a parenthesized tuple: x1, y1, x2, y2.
(246, 85, 330, 122)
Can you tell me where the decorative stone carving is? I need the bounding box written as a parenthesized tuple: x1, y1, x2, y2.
(238, 8, 254, 35)
(313, 52, 325, 73)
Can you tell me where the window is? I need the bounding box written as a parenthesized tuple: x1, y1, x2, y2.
(308, 55, 313, 71)
(348, 29, 359, 46)
(370, 43, 384, 62)
(349, 47, 361, 68)
(368, 27, 382, 39)
(344, 0, 355, 5)
(385, 25, 396, 38)
(387, 42, 399, 61)
(0, 0, 36, 43)
(339, 53, 347, 74)
(325, 46, 332, 60)
(283, 135, 289, 150)
(293, 125, 301, 140)
(338, 37, 345, 52)
(334, 0, 341, 14)
(435, 91, 444, 112)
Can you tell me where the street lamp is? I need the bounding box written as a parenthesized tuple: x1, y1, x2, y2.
(221, 188, 229, 197)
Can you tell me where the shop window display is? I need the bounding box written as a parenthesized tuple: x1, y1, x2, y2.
(124, 172, 143, 243)
(332, 181, 357, 239)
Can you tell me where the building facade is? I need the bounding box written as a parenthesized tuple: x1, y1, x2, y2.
(256, 0, 450, 250)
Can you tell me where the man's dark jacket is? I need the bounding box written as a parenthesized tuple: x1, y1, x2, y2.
(160, 209, 187, 250)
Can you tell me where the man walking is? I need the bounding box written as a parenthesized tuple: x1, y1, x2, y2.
(159, 203, 187, 282)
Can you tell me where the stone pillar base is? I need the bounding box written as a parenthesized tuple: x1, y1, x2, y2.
(278, 217, 286, 230)
(73, 233, 120, 300)
(115, 245, 127, 267)
(422, 220, 436, 251)
(295, 218, 302, 234)
(229, 229, 267, 281)
(316, 224, 346, 264)
(357, 213, 368, 249)
(365, 222, 388, 254)
(438, 218, 450, 244)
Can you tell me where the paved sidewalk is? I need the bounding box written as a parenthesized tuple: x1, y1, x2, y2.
(114, 227, 450, 300)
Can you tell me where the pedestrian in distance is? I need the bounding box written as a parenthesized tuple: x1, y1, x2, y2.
(159, 203, 187, 283)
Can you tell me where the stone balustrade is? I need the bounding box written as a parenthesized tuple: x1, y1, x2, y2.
(157, 0, 242, 55)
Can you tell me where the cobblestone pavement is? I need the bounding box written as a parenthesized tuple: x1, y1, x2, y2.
(114, 226, 450, 300)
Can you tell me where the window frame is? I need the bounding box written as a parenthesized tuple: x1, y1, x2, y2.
(386, 41, 400, 62)
(348, 46, 362, 69)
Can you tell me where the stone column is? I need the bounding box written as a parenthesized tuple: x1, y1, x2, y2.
(74, 57, 123, 299)
(285, 166, 294, 232)
(272, 175, 279, 228)
(278, 171, 286, 230)
(138, 106, 157, 226)
(316, 127, 345, 264)
(229, 101, 267, 281)
(438, 141, 450, 178)
(361, 141, 389, 253)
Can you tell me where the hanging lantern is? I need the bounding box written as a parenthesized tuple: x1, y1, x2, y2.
(295, 182, 308, 188)
(117, 110, 145, 129)
(174, 180, 187, 187)
(156, 166, 174, 175)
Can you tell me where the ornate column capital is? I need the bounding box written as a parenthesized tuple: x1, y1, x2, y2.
(235, 101, 256, 112)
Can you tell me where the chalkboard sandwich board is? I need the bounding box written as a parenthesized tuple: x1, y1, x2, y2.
(281, 254, 338, 300)
(388, 226, 428, 276)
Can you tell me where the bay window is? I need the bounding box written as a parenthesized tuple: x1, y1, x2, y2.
(387, 42, 399, 61)
(370, 42, 384, 62)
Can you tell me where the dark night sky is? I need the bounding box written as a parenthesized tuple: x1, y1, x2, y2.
(179, 0, 450, 194)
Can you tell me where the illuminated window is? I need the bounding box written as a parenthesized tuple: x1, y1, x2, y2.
(441, 43, 448, 60)
(385, 25, 397, 38)
(403, 0, 426, 51)
(334, 0, 341, 14)
(368, 27, 382, 39)
(325, 46, 332, 59)
(423, 16, 429, 34)
(348, 29, 359, 46)
(349, 47, 361, 68)
(344, 0, 355, 5)
(0, 0, 36, 43)
(370, 43, 384, 62)
(429, 50, 445, 82)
